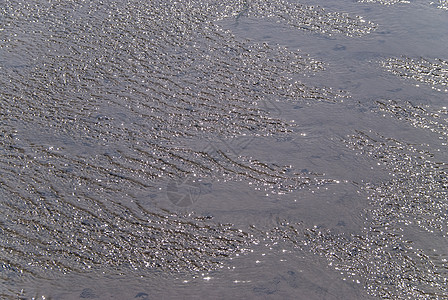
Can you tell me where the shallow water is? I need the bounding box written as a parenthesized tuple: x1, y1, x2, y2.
(1, 0, 448, 299)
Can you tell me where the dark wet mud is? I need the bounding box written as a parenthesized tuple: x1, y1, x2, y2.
(1, 0, 448, 299)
